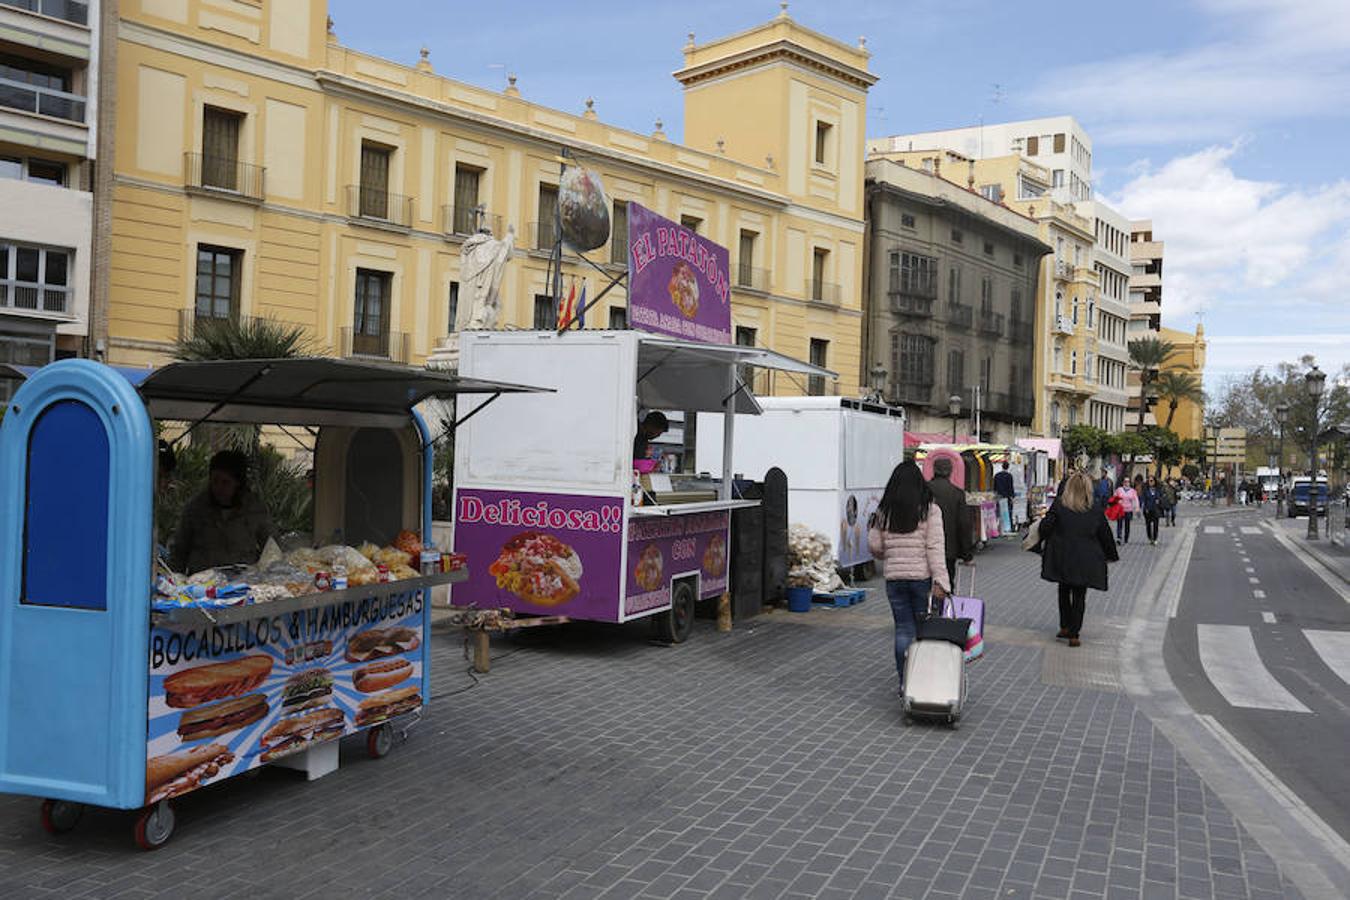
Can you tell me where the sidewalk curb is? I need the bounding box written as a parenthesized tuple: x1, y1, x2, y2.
(1265, 518, 1350, 589)
(1120, 513, 1350, 900)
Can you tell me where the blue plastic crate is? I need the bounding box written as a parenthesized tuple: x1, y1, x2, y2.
(812, 588, 866, 608)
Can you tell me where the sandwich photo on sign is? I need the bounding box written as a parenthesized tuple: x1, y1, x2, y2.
(175, 693, 268, 742)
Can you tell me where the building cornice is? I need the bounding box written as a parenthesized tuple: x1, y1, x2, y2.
(313, 72, 793, 212)
(674, 39, 877, 91)
(867, 179, 1051, 256)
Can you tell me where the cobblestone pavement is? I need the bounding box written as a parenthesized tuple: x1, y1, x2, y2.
(0, 503, 1304, 899)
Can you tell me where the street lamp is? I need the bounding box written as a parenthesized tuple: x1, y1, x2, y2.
(948, 394, 963, 441)
(1275, 402, 1289, 516)
(1306, 366, 1326, 540)
(867, 362, 887, 404)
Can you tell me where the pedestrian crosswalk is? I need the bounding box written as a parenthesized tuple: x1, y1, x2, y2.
(1197, 624, 1310, 713)
(1194, 624, 1350, 714)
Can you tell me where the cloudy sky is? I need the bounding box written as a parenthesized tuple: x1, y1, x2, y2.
(329, 0, 1349, 384)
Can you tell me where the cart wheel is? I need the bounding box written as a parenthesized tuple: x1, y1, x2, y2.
(134, 801, 175, 851)
(40, 799, 83, 835)
(652, 579, 697, 644)
(366, 724, 394, 759)
(949, 718, 960, 731)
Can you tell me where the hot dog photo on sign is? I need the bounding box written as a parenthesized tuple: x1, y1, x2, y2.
(145, 592, 425, 801)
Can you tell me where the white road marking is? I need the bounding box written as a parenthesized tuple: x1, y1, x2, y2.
(1205, 526, 1225, 534)
(1305, 631, 1350, 688)
(1241, 526, 1263, 535)
(1253, 589, 1266, 599)
(1249, 577, 1261, 584)
(1262, 612, 1276, 624)
(1246, 567, 1256, 574)
(1196, 624, 1310, 712)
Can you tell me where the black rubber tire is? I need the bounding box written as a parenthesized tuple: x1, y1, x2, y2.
(652, 579, 697, 644)
(40, 799, 82, 835)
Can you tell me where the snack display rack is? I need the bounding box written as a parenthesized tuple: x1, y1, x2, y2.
(0, 357, 542, 849)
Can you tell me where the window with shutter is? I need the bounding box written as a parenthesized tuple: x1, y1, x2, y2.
(202, 107, 242, 190)
(360, 143, 392, 218)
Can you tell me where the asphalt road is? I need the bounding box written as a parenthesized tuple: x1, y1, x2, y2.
(1165, 512, 1350, 845)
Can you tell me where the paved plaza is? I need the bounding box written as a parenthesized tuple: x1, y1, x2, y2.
(0, 505, 1320, 899)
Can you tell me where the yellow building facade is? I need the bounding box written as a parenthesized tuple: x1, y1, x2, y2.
(106, 1, 874, 395)
(1159, 324, 1207, 441)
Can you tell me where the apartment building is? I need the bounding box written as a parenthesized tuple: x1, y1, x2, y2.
(105, 1, 875, 395)
(871, 115, 1094, 203)
(1158, 323, 1206, 441)
(1129, 219, 1163, 335)
(863, 157, 1047, 444)
(1077, 200, 1132, 433)
(0, 0, 100, 390)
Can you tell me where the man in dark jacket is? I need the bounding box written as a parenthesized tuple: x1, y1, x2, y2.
(994, 461, 1016, 533)
(929, 457, 974, 588)
(1094, 473, 1113, 509)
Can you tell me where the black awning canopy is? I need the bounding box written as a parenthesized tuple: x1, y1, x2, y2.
(138, 358, 549, 428)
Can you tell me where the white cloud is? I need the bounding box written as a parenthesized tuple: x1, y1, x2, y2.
(1105, 144, 1350, 322)
(1031, 0, 1350, 144)
(1204, 334, 1350, 388)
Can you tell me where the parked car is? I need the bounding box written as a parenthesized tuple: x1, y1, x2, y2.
(1289, 477, 1329, 517)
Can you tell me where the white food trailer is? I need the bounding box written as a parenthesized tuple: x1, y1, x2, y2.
(449, 329, 832, 641)
(695, 397, 906, 569)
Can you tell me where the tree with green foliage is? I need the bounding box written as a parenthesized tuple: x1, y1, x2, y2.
(1154, 370, 1205, 431)
(1061, 424, 1109, 463)
(174, 316, 313, 362)
(1128, 336, 1176, 431)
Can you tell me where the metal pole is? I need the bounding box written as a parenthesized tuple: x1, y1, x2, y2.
(1277, 422, 1285, 517)
(1308, 432, 1320, 540)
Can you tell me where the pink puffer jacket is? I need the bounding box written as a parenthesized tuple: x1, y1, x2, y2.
(867, 504, 951, 593)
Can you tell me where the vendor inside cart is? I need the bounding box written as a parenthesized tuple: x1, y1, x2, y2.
(633, 411, 669, 462)
(167, 449, 275, 573)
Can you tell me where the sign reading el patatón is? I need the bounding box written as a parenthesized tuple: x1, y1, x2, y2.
(626, 203, 731, 345)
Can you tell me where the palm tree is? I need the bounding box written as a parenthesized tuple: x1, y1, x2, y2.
(1128, 337, 1176, 431)
(173, 315, 312, 362)
(1154, 370, 1205, 430)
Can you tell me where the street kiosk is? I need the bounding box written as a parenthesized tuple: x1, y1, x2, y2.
(0, 357, 540, 848)
(694, 396, 906, 569)
(451, 329, 832, 642)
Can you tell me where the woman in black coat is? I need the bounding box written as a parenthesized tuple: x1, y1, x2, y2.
(1039, 470, 1118, 647)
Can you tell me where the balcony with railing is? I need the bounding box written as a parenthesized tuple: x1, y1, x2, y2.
(890, 293, 933, 317)
(893, 377, 933, 406)
(978, 310, 1005, 336)
(946, 302, 973, 329)
(0, 75, 85, 123)
(0, 273, 71, 317)
(0, 0, 88, 24)
(443, 204, 501, 238)
(532, 220, 558, 251)
(1012, 394, 1035, 420)
(340, 326, 410, 363)
(345, 185, 413, 228)
(735, 265, 770, 292)
(185, 152, 265, 202)
(806, 279, 840, 305)
(1053, 259, 1073, 280)
(179, 310, 312, 343)
(1011, 320, 1034, 343)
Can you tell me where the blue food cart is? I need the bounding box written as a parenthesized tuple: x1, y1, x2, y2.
(0, 357, 539, 848)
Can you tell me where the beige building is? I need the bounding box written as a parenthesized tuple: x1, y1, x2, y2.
(104, 1, 875, 395)
(1127, 219, 1164, 424)
(0, 0, 102, 388)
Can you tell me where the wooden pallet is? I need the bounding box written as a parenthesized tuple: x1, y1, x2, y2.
(812, 588, 867, 608)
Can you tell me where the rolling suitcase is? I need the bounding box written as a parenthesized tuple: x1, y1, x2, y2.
(901, 598, 970, 728)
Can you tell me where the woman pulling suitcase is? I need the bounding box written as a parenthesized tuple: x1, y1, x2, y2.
(868, 461, 951, 693)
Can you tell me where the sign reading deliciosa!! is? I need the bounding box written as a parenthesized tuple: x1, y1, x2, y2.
(626, 203, 732, 345)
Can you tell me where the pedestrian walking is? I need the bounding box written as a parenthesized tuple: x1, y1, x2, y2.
(1113, 476, 1139, 544)
(1161, 478, 1178, 526)
(1094, 472, 1113, 510)
(928, 456, 974, 587)
(1140, 476, 1163, 545)
(869, 461, 951, 692)
(1038, 471, 1118, 647)
(994, 461, 1016, 535)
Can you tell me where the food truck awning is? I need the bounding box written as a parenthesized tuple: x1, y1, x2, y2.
(635, 335, 835, 415)
(1, 359, 549, 429)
